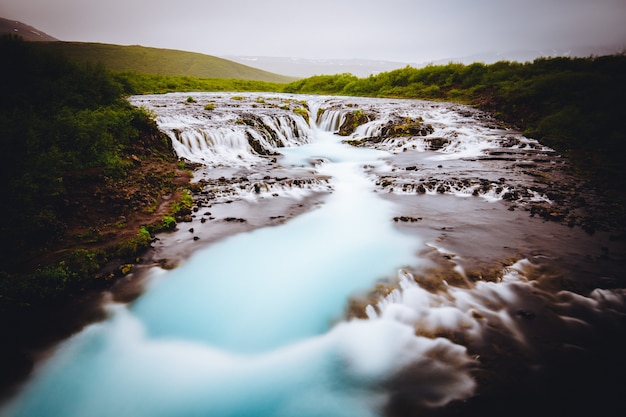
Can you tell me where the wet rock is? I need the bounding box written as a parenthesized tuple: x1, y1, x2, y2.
(424, 137, 450, 150)
(380, 115, 434, 138)
(393, 216, 422, 223)
(337, 110, 373, 136)
(502, 190, 520, 201)
(501, 136, 522, 147)
(224, 217, 247, 223)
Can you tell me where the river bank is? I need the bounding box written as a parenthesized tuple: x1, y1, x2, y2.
(0, 124, 191, 398)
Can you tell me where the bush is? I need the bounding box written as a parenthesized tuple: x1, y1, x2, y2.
(114, 227, 153, 258)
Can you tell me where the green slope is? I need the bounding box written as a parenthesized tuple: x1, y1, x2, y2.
(31, 41, 296, 82)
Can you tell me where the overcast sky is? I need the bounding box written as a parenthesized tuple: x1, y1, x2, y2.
(2, 0, 626, 62)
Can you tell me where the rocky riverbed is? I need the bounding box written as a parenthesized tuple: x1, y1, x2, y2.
(126, 93, 626, 416)
(3, 93, 625, 417)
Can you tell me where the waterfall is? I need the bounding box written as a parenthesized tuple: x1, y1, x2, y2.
(5, 93, 624, 417)
(2, 93, 481, 417)
(316, 109, 347, 132)
(131, 93, 314, 167)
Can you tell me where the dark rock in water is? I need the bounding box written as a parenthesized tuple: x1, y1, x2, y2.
(500, 136, 522, 147)
(337, 110, 373, 136)
(224, 217, 247, 223)
(177, 214, 193, 223)
(380, 115, 434, 138)
(424, 137, 450, 150)
(393, 216, 422, 223)
(502, 191, 519, 201)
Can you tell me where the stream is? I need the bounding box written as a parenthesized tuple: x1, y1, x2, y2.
(2, 93, 625, 417)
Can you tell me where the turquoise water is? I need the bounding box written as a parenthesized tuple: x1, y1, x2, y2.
(2, 126, 426, 417)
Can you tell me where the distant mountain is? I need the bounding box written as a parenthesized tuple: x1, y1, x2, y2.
(225, 45, 625, 78)
(0, 17, 58, 41)
(223, 56, 411, 78)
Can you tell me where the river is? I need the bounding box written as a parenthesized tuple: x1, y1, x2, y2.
(2, 93, 625, 417)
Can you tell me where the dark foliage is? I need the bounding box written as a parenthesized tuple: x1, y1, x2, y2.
(0, 36, 159, 259)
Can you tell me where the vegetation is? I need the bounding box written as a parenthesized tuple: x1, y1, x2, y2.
(30, 41, 296, 83)
(115, 71, 287, 94)
(285, 57, 626, 205)
(0, 35, 193, 307)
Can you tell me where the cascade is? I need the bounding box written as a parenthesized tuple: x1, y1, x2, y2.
(4, 93, 625, 417)
(133, 93, 314, 166)
(3, 93, 480, 417)
(316, 109, 347, 132)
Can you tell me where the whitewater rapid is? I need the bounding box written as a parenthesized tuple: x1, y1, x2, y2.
(3, 93, 625, 417)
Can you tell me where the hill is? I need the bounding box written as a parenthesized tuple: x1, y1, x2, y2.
(0, 18, 294, 82)
(0, 17, 58, 41)
(30, 41, 296, 82)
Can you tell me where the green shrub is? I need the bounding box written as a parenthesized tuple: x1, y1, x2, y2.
(161, 215, 177, 231)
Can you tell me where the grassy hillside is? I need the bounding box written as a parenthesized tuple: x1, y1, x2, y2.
(30, 41, 296, 83)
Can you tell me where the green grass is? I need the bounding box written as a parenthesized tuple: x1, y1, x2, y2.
(31, 41, 297, 83)
(115, 72, 288, 94)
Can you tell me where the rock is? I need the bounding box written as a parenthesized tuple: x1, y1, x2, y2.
(393, 216, 422, 223)
(380, 116, 434, 138)
(337, 110, 372, 136)
(424, 137, 450, 150)
(224, 217, 247, 223)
